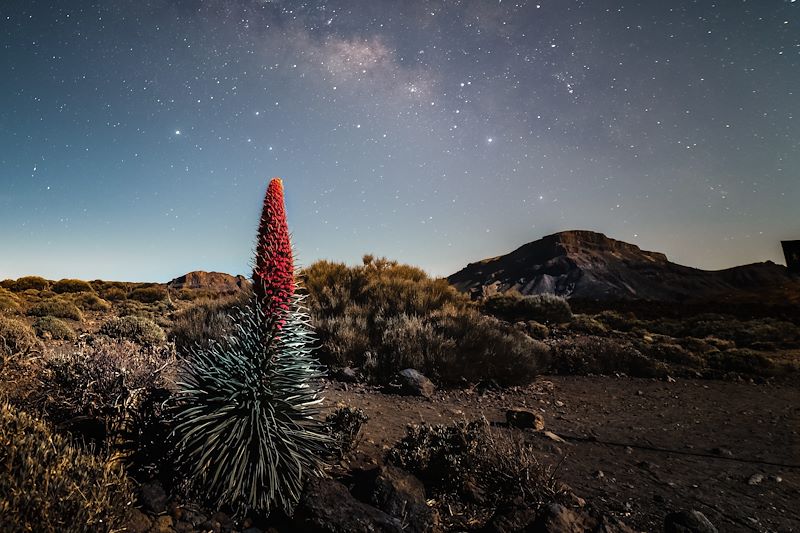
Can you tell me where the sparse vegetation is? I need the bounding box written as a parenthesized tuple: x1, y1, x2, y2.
(552, 335, 666, 378)
(326, 406, 369, 456)
(0, 316, 40, 357)
(32, 316, 77, 341)
(128, 285, 168, 303)
(27, 298, 83, 321)
(52, 278, 94, 294)
(100, 315, 166, 345)
(169, 294, 245, 352)
(0, 402, 133, 532)
(7, 276, 50, 292)
(482, 291, 573, 324)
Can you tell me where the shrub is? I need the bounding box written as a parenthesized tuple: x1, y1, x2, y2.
(525, 320, 550, 339)
(388, 418, 559, 528)
(100, 316, 166, 345)
(551, 336, 665, 378)
(102, 287, 128, 301)
(27, 299, 83, 321)
(52, 278, 94, 294)
(595, 310, 641, 332)
(568, 314, 608, 334)
(0, 287, 21, 314)
(0, 316, 40, 357)
(482, 292, 573, 324)
(708, 348, 779, 376)
(70, 292, 112, 312)
(169, 295, 245, 353)
(32, 316, 76, 341)
(326, 406, 369, 457)
(128, 285, 167, 303)
(9, 276, 50, 292)
(0, 403, 133, 532)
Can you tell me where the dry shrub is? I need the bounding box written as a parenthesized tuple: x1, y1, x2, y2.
(0, 402, 133, 532)
(326, 406, 369, 457)
(100, 316, 166, 345)
(8, 275, 50, 292)
(52, 278, 94, 294)
(27, 298, 83, 321)
(69, 292, 112, 312)
(595, 310, 641, 332)
(388, 418, 559, 527)
(0, 287, 21, 314)
(568, 314, 608, 334)
(169, 294, 246, 352)
(552, 336, 665, 378)
(102, 287, 128, 301)
(482, 292, 573, 324)
(128, 285, 167, 303)
(0, 316, 41, 357)
(33, 316, 77, 341)
(708, 348, 786, 376)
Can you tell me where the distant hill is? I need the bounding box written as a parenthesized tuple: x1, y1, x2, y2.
(167, 271, 248, 293)
(448, 230, 798, 303)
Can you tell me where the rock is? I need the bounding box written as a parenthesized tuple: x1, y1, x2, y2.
(541, 431, 566, 443)
(293, 477, 404, 532)
(151, 515, 175, 533)
(664, 510, 718, 533)
(396, 369, 436, 398)
(710, 447, 733, 457)
(482, 506, 539, 532)
(167, 271, 248, 292)
(554, 400, 565, 408)
(529, 504, 598, 532)
(352, 466, 436, 533)
(139, 480, 168, 514)
(506, 409, 545, 430)
(211, 511, 234, 531)
(125, 508, 153, 533)
(747, 473, 764, 485)
(336, 367, 359, 382)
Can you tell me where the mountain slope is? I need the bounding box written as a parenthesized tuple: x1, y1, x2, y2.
(447, 230, 796, 302)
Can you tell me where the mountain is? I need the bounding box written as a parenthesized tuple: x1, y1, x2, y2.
(447, 230, 797, 302)
(167, 271, 248, 293)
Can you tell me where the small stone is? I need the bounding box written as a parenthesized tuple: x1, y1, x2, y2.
(125, 508, 153, 533)
(151, 515, 175, 533)
(139, 481, 168, 514)
(554, 400, 565, 407)
(747, 473, 764, 486)
(769, 474, 783, 483)
(506, 409, 545, 430)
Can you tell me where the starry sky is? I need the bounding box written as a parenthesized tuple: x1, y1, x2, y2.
(1, 0, 798, 282)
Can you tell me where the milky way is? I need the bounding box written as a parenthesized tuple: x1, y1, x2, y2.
(1, 1, 798, 281)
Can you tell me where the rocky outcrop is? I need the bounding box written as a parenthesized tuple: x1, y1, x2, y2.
(448, 230, 796, 303)
(167, 271, 248, 293)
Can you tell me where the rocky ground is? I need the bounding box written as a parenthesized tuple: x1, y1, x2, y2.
(325, 375, 800, 532)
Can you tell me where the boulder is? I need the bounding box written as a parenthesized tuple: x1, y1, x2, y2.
(396, 369, 436, 398)
(664, 510, 719, 533)
(139, 480, 169, 514)
(293, 477, 404, 533)
(352, 466, 437, 533)
(506, 409, 545, 430)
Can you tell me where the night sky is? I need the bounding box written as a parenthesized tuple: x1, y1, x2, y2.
(1, 1, 798, 282)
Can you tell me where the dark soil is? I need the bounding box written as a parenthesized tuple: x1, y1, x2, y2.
(325, 375, 800, 532)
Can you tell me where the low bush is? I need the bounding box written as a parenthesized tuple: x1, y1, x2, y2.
(128, 285, 167, 303)
(482, 292, 573, 324)
(551, 336, 665, 378)
(525, 320, 550, 339)
(102, 287, 128, 301)
(52, 278, 94, 294)
(0, 316, 41, 357)
(0, 287, 21, 314)
(169, 295, 245, 353)
(32, 316, 76, 341)
(27, 298, 83, 321)
(100, 316, 166, 345)
(388, 418, 559, 528)
(8, 276, 50, 292)
(594, 310, 641, 332)
(708, 348, 779, 376)
(326, 406, 369, 457)
(568, 314, 608, 334)
(0, 403, 133, 531)
(69, 292, 112, 312)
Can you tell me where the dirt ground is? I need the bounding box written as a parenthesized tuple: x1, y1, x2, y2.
(325, 376, 800, 532)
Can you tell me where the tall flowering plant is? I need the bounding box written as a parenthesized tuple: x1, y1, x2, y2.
(170, 177, 329, 516)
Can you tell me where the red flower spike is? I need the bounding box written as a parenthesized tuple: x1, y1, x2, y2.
(253, 177, 295, 327)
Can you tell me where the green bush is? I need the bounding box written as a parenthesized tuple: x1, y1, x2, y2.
(128, 286, 167, 303)
(482, 292, 573, 324)
(32, 316, 76, 341)
(52, 278, 94, 294)
(0, 403, 133, 532)
(0, 317, 41, 357)
(100, 316, 166, 345)
(27, 299, 83, 321)
(69, 292, 112, 312)
(0, 288, 21, 314)
(9, 276, 50, 292)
